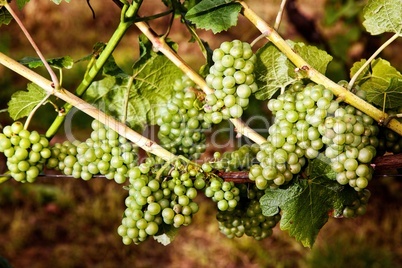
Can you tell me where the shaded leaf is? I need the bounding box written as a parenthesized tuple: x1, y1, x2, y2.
(255, 42, 332, 100)
(306, 153, 336, 181)
(186, 0, 241, 33)
(367, 77, 402, 108)
(16, 0, 30, 9)
(261, 177, 357, 248)
(350, 58, 402, 108)
(19, 56, 74, 69)
(362, 0, 402, 35)
(8, 83, 47, 120)
(293, 43, 333, 75)
(255, 43, 296, 100)
(83, 36, 182, 131)
(0, 8, 12, 27)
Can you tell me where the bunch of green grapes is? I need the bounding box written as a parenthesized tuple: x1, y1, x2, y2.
(47, 120, 138, 184)
(0, 121, 51, 183)
(376, 107, 402, 155)
(203, 40, 258, 124)
(118, 158, 203, 245)
(249, 82, 338, 189)
(204, 176, 240, 211)
(216, 184, 281, 240)
(336, 189, 371, 218)
(157, 75, 210, 160)
(318, 104, 378, 191)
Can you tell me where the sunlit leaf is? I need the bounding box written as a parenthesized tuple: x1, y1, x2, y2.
(186, 0, 241, 33)
(8, 83, 48, 120)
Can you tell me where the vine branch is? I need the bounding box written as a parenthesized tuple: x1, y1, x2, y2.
(239, 1, 402, 137)
(45, 2, 141, 139)
(0, 52, 177, 162)
(348, 32, 400, 90)
(4, 3, 60, 90)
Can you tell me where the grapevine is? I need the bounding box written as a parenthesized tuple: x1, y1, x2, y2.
(1, 0, 402, 251)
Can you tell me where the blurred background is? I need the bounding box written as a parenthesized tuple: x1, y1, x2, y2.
(0, 0, 401, 267)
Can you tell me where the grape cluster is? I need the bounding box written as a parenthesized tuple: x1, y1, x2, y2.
(249, 82, 335, 189)
(118, 158, 203, 245)
(0, 121, 51, 183)
(376, 108, 402, 155)
(216, 184, 281, 240)
(157, 75, 210, 160)
(249, 82, 378, 191)
(203, 40, 258, 124)
(204, 177, 240, 211)
(318, 105, 378, 191)
(47, 120, 138, 184)
(337, 189, 371, 218)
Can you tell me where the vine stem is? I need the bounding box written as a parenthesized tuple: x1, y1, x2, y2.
(348, 32, 400, 90)
(134, 21, 267, 145)
(0, 51, 177, 162)
(4, 3, 60, 90)
(274, 0, 287, 30)
(45, 2, 141, 138)
(240, 1, 402, 136)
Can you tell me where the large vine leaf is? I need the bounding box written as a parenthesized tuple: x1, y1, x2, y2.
(260, 176, 357, 248)
(362, 0, 402, 35)
(83, 36, 182, 131)
(0, 8, 12, 26)
(19, 56, 74, 69)
(185, 0, 241, 34)
(255, 42, 332, 100)
(350, 58, 402, 108)
(255, 44, 296, 100)
(7, 83, 48, 120)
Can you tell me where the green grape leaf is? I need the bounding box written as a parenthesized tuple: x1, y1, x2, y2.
(255, 43, 296, 100)
(19, 56, 74, 69)
(16, 0, 30, 9)
(7, 83, 48, 120)
(153, 226, 179, 246)
(185, 0, 241, 34)
(367, 78, 402, 109)
(260, 182, 305, 216)
(306, 153, 336, 181)
(51, 0, 71, 4)
(293, 43, 333, 75)
(261, 177, 357, 248)
(255, 42, 332, 100)
(0, 8, 12, 26)
(362, 0, 402, 35)
(83, 36, 182, 130)
(350, 58, 402, 108)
